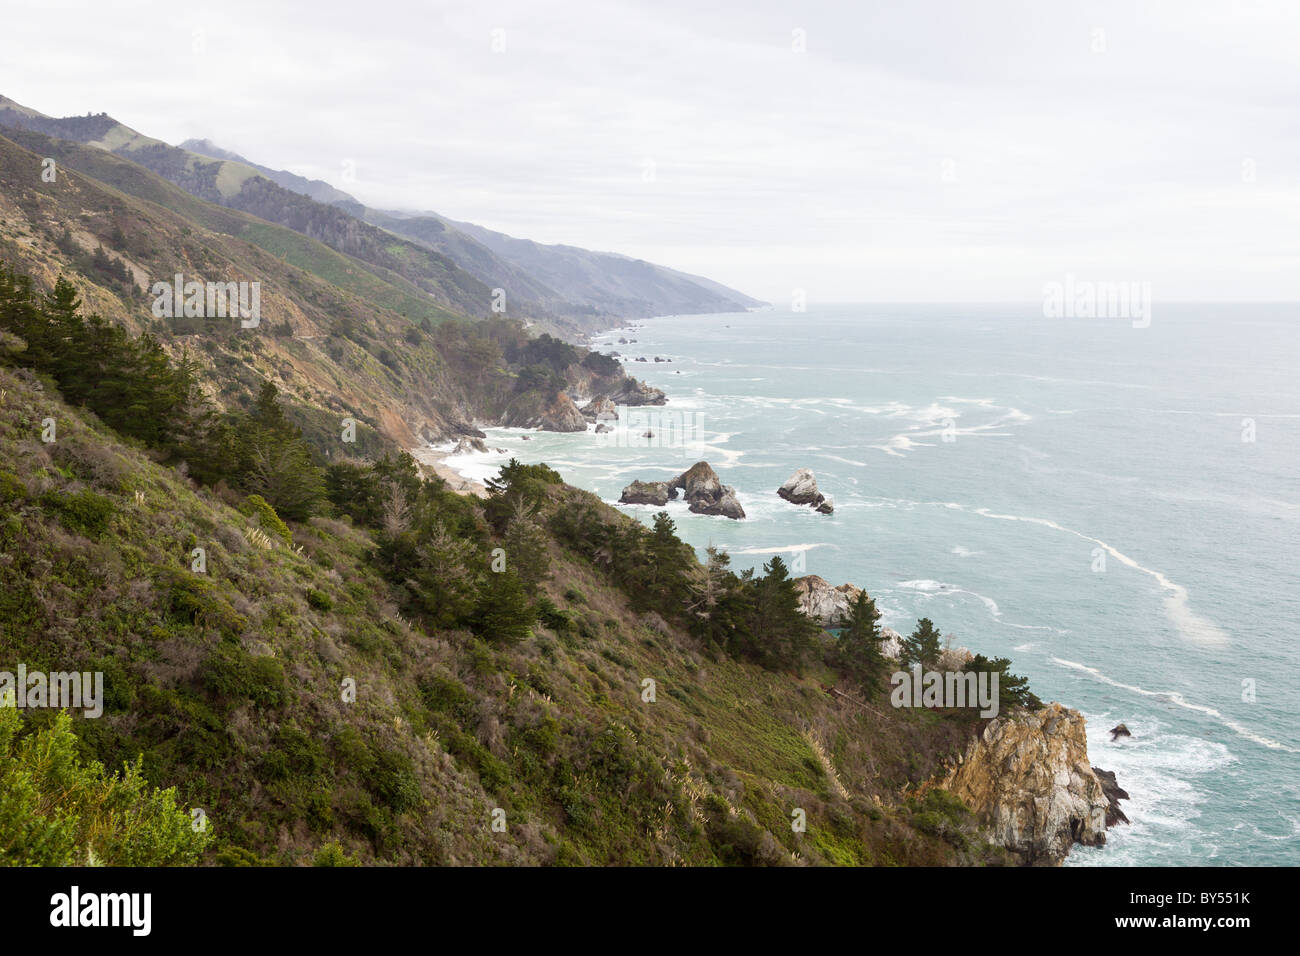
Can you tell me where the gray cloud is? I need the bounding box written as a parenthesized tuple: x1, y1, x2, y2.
(5, 0, 1297, 302)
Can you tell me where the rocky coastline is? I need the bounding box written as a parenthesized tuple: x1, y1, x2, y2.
(420, 326, 1129, 866)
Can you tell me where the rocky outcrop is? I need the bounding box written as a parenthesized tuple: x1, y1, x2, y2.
(879, 627, 903, 660)
(777, 468, 833, 514)
(939, 703, 1121, 866)
(580, 396, 618, 422)
(451, 436, 489, 455)
(618, 480, 676, 507)
(1092, 768, 1131, 827)
(540, 392, 588, 432)
(793, 579, 901, 657)
(501, 390, 587, 432)
(609, 377, 666, 407)
(670, 461, 744, 519)
(794, 575, 863, 628)
(1109, 723, 1131, 741)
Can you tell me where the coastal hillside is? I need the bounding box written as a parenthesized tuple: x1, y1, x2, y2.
(0, 96, 764, 335)
(0, 89, 1124, 868)
(0, 262, 1120, 865)
(0, 127, 668, 455)
(174, 136, 766, 328)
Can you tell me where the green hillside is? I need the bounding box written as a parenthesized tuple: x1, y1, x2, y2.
(0, 269, 1009, 866)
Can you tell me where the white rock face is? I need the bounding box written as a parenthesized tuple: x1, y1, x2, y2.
(879, 627, 904, 660)
(940, 703, 1113, 865)
(777, 468, 833, 513)
(794, 575, 863, 628)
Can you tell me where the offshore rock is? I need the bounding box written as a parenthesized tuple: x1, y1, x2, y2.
(670, 461, 744, 519)
(581, 396, 619, 421)
(618, 480, 676, 507)
(609, 377, 666, 407)
(777, 468, 833, 514)
(1092, 767, 1131, 827)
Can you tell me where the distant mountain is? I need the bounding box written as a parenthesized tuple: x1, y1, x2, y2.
(176, 124, 766, 327)
(180, 137, 356, 205)
(442, 216, 765, 319)
(0, 99, 501, 322)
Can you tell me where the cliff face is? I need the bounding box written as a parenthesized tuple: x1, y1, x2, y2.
(940, 703, 1115, 866)
(794, 575, 862, 628)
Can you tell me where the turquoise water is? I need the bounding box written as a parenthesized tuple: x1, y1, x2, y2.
(445, 303, 1300, 866)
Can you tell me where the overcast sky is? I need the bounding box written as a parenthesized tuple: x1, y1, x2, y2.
(4, 0, 1299, 302)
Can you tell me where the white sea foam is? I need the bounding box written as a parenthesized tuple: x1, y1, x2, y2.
(729, 543, 830, 556)
(869, 499, 1236, 647)
(893, 579, 1059, 632)
(972, 507, 1229, 645)
(1054, 658, 1298, 753)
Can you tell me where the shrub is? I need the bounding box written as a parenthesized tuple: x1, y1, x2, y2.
(0, 470, 25, 503)
(199, 645, 287, 708)
(420, 674, 478, 727)
(0, 707, 209, 865)
(239, 494, 292, 545)
(158, 569, 247, 637)
(41, 488, 114, 536)
(367, 748, 422, 813)
(305, 588, 333, 612)
(313, 841, 360, 866)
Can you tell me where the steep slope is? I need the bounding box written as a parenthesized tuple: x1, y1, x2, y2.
(173, 127, 766, 326)
(180, 138, 355, 205)
(0, 130, 662, 454)
(0, 360, 991, 866)
(0, 99, 496, 320)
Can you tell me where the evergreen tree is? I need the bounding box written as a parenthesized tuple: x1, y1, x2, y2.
(470, 569, 536, 644)
(234, 381, 326, 521)
(637, 511, 692, 613)
(687, 545, 742, 652)
(965, 654, 1041, 713)
(903, 618, 943, 670)
(746, 556, 819, 673)
(832, 591, 887, 693)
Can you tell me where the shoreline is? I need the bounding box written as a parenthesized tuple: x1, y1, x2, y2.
(409, 444, 490, 498)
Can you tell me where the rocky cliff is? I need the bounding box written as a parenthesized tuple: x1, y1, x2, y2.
(794, 575, 863, 628)
(939, 703, 1124, 865)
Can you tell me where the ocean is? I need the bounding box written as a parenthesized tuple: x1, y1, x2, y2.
(438, 303, 1300, 866)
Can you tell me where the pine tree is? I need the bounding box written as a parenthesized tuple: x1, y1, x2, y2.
(747, 555, 819, 673)
(903, 618, 943, 670)
(236, 381, 326, 521)
(471, 569, 535, 644)
(832, 591, 887, 693)
(965, 654, 1041, 713)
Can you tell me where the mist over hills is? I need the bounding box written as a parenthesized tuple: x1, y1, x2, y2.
(0, 94, 761, 336)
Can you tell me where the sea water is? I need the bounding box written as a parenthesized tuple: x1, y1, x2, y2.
(440, 303, 1300, 866)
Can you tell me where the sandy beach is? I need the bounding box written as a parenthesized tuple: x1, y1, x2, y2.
(409, 444, 489, 498)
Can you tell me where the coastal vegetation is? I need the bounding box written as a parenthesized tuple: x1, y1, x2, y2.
(0, 258, 1042, 865)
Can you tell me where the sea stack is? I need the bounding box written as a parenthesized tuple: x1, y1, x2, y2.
(618, 461, 744, 519)
(671, 461, 745, 519)
(777, 468, 833, 514)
